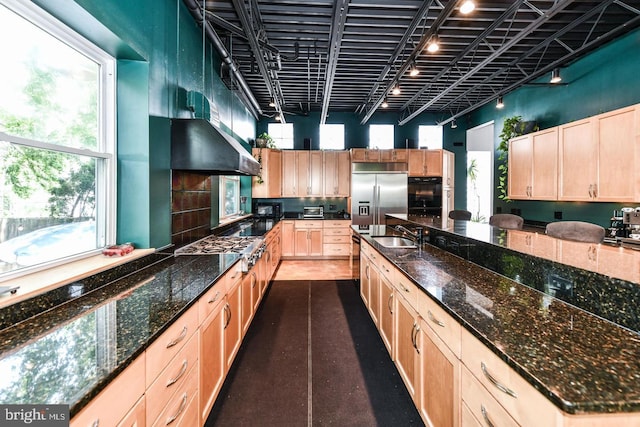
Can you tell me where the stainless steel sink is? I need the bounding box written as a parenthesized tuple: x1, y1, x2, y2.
(371, 236, 417, 248)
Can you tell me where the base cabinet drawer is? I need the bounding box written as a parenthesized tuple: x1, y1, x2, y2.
(150, 363, 199, 427)
(461, 329, 561, 427)
(462, 366, 518, 427)
(323, 243, 350, 256)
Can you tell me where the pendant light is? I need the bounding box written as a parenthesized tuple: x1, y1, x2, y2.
(460, 1, 475, 14)
(409, 61, 420, 77)
(427, 35, 439, 53)
(392, 84, 401, 95)
(381, 99, 389, 108)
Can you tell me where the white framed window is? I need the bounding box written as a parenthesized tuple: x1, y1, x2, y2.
(0, 1, 116, 279)
(418, 125, 443, 149)
(220, 176, 240, 219)
(319, 124, 345, 150)
(369, 124, 394, 149)
(267, 123, 294, 149)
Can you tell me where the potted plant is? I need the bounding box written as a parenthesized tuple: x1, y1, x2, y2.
(255, 132, 276, 148)
(497, 116, 538, 201)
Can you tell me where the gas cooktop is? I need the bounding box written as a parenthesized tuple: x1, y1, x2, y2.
(175, 235, 262, 256)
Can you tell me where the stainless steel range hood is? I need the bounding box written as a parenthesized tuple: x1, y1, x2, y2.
(171, 118, 260, 176)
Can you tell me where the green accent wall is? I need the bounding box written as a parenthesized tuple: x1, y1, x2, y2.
(35, 0, 257, 248)
(468, 28, 640, 227)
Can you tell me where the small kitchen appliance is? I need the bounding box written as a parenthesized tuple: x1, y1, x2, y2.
(303, 206, 324, 218)
(252, 201, 282, 219)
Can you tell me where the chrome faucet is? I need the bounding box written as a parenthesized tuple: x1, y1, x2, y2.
(394, 225, 424, 245)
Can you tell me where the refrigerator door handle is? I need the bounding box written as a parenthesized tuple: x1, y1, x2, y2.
(376, 184, 381, 225)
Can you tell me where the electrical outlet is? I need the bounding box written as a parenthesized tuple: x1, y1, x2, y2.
(329, 204, 336, 210)
(554, 211, 563, 219)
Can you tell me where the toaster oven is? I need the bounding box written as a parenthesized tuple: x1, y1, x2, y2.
(303, 206, 324, 218)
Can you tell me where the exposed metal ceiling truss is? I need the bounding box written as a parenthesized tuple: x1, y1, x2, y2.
(187, 0, 640, 126)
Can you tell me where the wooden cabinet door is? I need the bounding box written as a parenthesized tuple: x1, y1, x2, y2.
(394, 294, 419, 401)
(294, 228, 310, 256)
(442, 150, 455, 187)
(594, 105, 638, 201)
(531, 128, 559, 200)
(296, 151, 323, 196)
(351, 148, 367, 162)
(116, 396, 145, 427)
(443, 187, 454, 220)
(380, 149, 407, 162)
(508, 135, 533, 199)
(308, 228, 323, 256)
(424, 150, 443, 176)
(200, 301, 225, 424)
(368, 262, 380, 326)
(323, 150, 351, 197)
(418, 318, 460, 427)
(224, 279, 242, 370)
(558, 118, 596, 201)
(408, 149, 425, 176)
(360, 252, 371, 307)
(241, 269, 257, 335)
(281, 220, 295, 256)
(379, 274, 394, 355)
(252, 148, 282, 198)
(281, 150, 297, 196)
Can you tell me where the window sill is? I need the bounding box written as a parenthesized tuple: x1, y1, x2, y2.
(0, 248, 155, 308)
(217, 213, 253, 227)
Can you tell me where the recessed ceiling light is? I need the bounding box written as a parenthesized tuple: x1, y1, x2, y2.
(460, 1, 475, 15)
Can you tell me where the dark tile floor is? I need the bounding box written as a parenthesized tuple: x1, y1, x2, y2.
(205, 279, 423, 426)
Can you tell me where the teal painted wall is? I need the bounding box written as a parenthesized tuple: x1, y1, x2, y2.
(36, 0, 257, 248)
(468, 28, 640, 227)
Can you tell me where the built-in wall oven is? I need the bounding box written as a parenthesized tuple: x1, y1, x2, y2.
(408, 177, 443, 217)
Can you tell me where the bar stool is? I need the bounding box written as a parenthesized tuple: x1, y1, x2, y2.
(545, 221, 605, 243)
(489, 213, 524, 230)
(448, 210, 472, 221)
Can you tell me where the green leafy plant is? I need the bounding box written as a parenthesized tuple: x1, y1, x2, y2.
(497, 116, 538, 201)
(256, 132, 276, 148)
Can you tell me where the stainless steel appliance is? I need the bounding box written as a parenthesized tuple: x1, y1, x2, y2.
(408, 177, 443, 217)
(351, 164, 407, 231)
(252, 201, 281, 219)
(303, 206, 324, 218)
(175, 235, 265, 272)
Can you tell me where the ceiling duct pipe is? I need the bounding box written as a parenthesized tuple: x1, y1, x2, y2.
(183, 0, 262, 117)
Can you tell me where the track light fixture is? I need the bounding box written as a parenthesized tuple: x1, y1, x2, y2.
(381, 99, 389, 108)
(392, 84, 401, 95)
(460, 0, 475, 14)
(275, 113, 282, 121)
(451, 119, 457, 129)
(550, 68, 562, 83)
(496, 96, 504, 109)
(427, 35, 439, 53)
(409, 61, 419, 77)
(268, 98, 276, 107)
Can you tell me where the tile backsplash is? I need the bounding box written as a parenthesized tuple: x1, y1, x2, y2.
(171, 171, 212, 246)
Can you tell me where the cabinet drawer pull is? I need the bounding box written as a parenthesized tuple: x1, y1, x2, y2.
(398, 283, 410, 293)
(410, 322, 420, 354)
(480, 405, 495, 427)
(208, 291, 221, 304)
(166, 359, 188, 387)
(251, 271, 258, 288)
(166, 325, 188, 349)
(481, 362, 518, 398)
(388, 294, 393, 314)
(165, 392, 188, 425)
(91, 420, 99, 427)
(223, 304, 231, 329)
(427, 310, 445, 327)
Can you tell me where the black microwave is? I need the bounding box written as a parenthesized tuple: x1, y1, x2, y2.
(252, 201, 282, 219)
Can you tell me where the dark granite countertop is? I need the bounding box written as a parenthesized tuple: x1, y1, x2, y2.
(0, 252, 242, 416)
(356, 225, 640, 415)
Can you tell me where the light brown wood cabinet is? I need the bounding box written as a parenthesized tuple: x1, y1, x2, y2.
(394, 291, 420, 401)
(323, 150, 351, 196)
(322, 220, 351, 257)
(224, 273, 243, 370)
(380, 149, 408, 162)
(294, 224, 323, 256)
(281, 220, 295, 257)
(508, 127, 558, 200)
(351, 148, 380, 162)
(252, 148, 282, 198)
(281, 150, 323, 197)
(559, 104, 639, 202)
(379, 273, 394, 355)
(408, 149, 443, 177)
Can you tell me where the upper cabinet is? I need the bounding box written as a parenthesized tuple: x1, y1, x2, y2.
(559, 104, 639, 202)
(508, 127, 558, 200)
(282, 150, 323, 197)
(323, 150, 351, 197)
(408, 149, 443, 177)
(351, 148, 407, 163)
(252, 148, 282, 198)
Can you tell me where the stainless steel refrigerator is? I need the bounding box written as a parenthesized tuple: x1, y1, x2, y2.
(351, 168, 407, 232)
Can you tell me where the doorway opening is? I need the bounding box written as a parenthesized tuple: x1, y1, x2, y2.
(466, 122, 494, 223)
